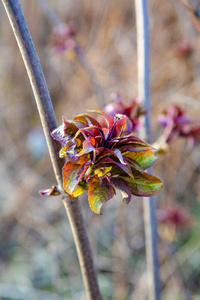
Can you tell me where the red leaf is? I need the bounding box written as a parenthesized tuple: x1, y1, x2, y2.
(62, 118, 79, 136)
(89, 110, 114, 132)
(74, 113, 102, 129)
(73, 115, 90, 126)
(115, 115, 133, 136)
(95, 148, 126, 165)
(77, 136, 96, 156)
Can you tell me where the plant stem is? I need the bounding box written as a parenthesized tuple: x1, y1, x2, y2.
(1, 1, 102, 299)
(63, 198, 102, 299)
(134, 0, 161, 299)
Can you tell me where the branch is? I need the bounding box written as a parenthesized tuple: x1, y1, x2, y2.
(1, 1, 102, 299)
(134, 0, 161, 299)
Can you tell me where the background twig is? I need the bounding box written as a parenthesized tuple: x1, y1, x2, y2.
(36, 0, 106, 108)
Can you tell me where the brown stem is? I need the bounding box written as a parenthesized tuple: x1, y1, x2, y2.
(1, 0, 102, 299)
(63, 198, 102, 299)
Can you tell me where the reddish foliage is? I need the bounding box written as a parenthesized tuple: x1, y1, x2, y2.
(51, 110, 163, 214)
(104, 92, 146, 132)
(158, 105, 200, 144)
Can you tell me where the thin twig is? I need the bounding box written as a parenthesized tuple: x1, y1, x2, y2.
(1, 1, 102, 299)
(36, 0, 106, 108)
(134, 0, 161, 299)
(35, 0, 60, 26)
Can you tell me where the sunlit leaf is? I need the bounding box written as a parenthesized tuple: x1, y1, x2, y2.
(76, 136, 96, 156)
(124, 157, 144, 172)
(72, 184, 86, 197)
(73, 115, 89, 126)
(76, 126, 103, 138)
(122, 170, 163, 197)
(115, 114, 133, 136)
(62, 118, 79, 136)
(89, 110, 114, 132)
(123, 150, 157, 170)
(96, 156, 134, 179)
(94, 166, 112, 177)
(119, 143, 152, 153)
(63, 155, 90, 195)
(102, 127, 109, 139)
(112, 135, 152, 148)
(74, 113, 102, 129)
(59, 141, 77, 158)
(88, 175, 115, 214)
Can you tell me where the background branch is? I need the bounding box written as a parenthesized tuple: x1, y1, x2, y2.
(134, 0, 161, 299)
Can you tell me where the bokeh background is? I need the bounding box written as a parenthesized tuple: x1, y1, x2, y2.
(0, 0, 200, 299)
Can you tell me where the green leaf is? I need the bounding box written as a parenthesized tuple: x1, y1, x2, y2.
(111, 177, 132, 204)
(119, 143, 152, 153)
(124, 157, 143, 172)
(122, 169, 163, 197)
(88, 175, 115, 214)
(123, 150, 157, 170)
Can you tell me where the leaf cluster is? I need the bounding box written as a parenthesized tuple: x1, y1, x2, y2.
(52, 110, 163, 214)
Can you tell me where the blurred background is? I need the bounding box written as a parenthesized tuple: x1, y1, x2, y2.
(0, 0, 200, 299)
